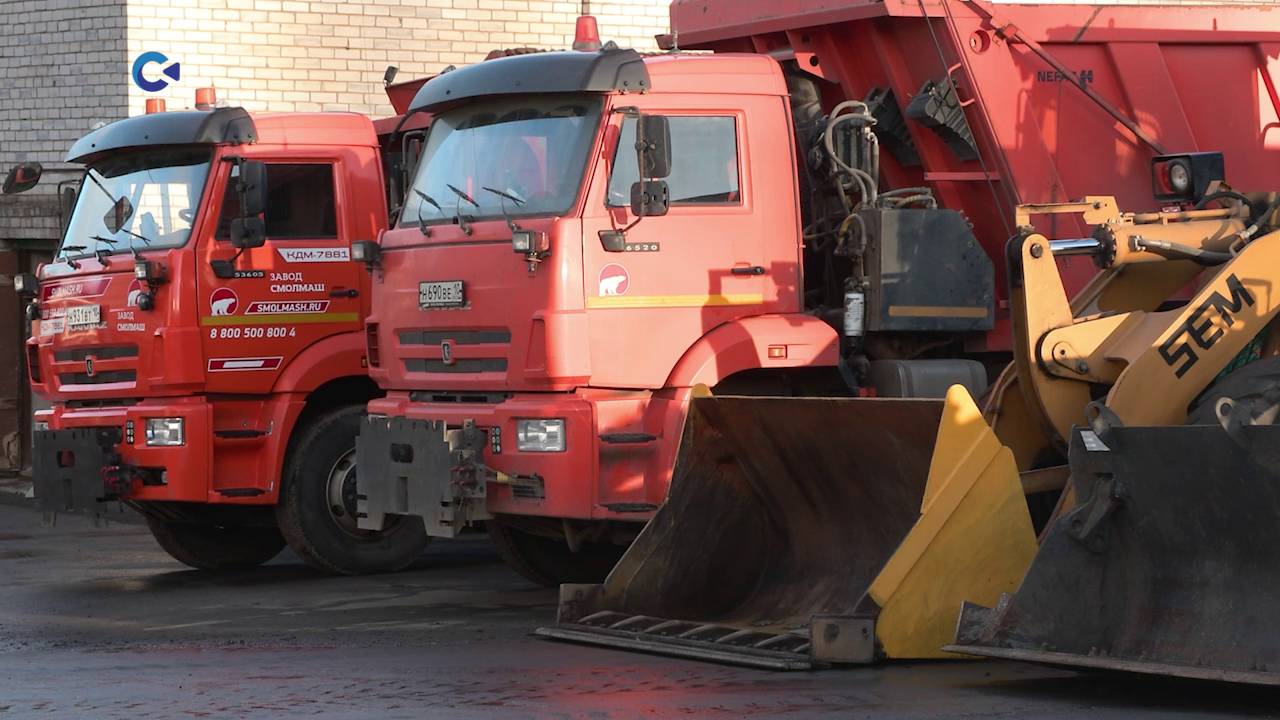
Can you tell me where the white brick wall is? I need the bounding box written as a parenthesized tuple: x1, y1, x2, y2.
(125, 0, 672, 118)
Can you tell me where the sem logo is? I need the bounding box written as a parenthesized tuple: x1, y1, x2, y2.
(1158, 274, 1255, 378)
(132, 51, 181, 93)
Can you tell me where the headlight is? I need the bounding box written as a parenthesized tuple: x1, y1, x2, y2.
(516, 418, 565, 452)
(144, 417, 185, 446)
(511, 230, 548, 254)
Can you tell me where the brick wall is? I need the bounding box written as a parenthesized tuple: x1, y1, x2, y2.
(125, 0, 671, 118)
(0, 0, 128, 243)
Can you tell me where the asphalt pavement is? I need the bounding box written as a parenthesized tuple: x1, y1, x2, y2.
(0, 503, 1276, 719)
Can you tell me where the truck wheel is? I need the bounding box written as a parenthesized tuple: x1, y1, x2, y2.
(145, 515, 286, 570)
(276, 405, 429, 575)
(487, 516, 625, 588)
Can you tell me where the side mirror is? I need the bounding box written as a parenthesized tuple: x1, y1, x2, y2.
(2, 162, 43, 194)
(630, 180, 670, 218)
(103, 196, 134, 233)
(237, 160, 268, 217)
(230, 216, 267, 249)
(636, 114, 672, 180)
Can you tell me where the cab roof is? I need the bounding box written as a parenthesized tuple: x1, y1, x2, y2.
(66, 108, 377, 164)
(407, 49, 786, 115)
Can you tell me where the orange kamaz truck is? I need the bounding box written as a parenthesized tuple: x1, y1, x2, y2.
(12, 89, 432, 574)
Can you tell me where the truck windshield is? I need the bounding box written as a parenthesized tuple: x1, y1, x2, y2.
(59, 148, 212, 260)
(401, 95, 602, 228)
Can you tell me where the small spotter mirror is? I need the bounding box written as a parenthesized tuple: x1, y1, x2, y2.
(230, 216, 267, 250)
(103, 196, 134, 234)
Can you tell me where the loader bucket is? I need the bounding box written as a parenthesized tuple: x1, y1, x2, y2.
(948, 424, 1280, 686)
(538, 387, 1038, 669)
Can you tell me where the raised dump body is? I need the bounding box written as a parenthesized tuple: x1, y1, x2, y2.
(540, 0, 1280, 669)
(673, 0, 1280, 349)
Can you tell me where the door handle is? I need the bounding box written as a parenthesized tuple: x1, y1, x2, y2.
(329, 288, 359, 298)
(730, 266, 766, 276)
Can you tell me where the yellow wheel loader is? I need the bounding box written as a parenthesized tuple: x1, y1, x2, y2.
(540, 157, 1280, 680)
(943, 192, 1280, 685)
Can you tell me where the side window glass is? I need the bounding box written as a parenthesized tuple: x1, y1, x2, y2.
(216, 163, 338, 239)
(607, 116, 740, 206)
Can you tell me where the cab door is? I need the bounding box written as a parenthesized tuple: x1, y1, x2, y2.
(199, 158, 363, 394)
(581, 94, 795, 389)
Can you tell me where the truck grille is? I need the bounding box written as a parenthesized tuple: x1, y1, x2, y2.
(402, 358, 507, 374)
(52, 344, 140, 388)
(398, 329, 512, 345)
(397, 327, 510, 376)
(58, 370, 137, 385)
(54, 345, 138, 361)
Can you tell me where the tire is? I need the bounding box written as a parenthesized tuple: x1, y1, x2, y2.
(1187, 357, 1280, 426)
(276, 405, 429, 575)
(487, 516, 626, 588)
(145, 515, 286, 570)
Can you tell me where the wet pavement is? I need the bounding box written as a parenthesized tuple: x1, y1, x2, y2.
(0, 503, 1276, 719)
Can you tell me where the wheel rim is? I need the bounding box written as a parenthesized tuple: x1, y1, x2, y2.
(325, 448, 367, 536)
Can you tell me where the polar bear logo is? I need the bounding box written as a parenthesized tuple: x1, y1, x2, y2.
(126, 280, 143, 307)
(209, 288, 239, 316)
(597, 264, 629, 297)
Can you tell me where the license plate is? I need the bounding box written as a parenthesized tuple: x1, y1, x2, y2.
(64, 304, 101, 327)
(419, 281, 465, 309)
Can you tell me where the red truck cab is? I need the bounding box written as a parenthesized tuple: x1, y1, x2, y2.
(23, 107, 427, 573)
(356, 50, 848, 585)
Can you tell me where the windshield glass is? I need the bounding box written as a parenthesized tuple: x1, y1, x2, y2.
(59, 148, 212, 260)
(401, 95, 602, 228)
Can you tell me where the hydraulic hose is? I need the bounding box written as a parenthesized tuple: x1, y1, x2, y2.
(1133, 237, 1234, 266)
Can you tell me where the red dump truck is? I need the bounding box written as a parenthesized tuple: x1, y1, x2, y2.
(352, 0, 1280, 587)
(12, 85, 433, 574)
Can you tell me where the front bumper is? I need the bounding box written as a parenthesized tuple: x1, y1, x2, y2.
(358, 390, 671, 537)
(33, 399, 212, 512)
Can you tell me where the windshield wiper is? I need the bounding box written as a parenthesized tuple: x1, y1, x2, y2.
(60, 245, 86, 269)
(482, 186, 527, 232)
(482, 186, 526, 207)
(413, 189, 442, 236)
(90, 235, 117, 265)
(119, 227, 153, 257)
(446, 184, 478, 236)
(446, 184, 479, 208)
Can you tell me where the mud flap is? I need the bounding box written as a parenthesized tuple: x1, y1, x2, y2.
(948, 424, 1280, 686)
(32, 427, 125, 517)
(537, 387, 1038, 669)
(355, 415, 484, 537)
